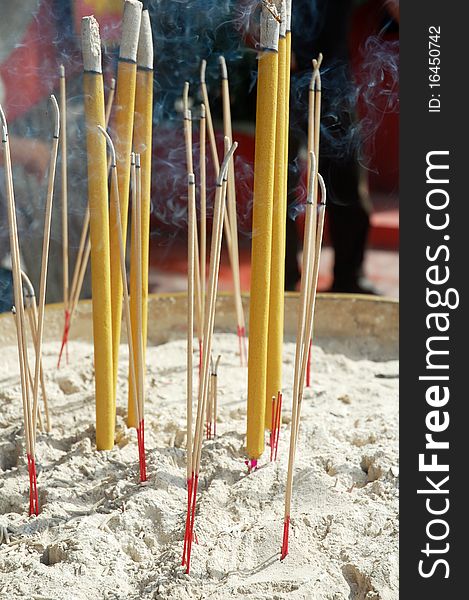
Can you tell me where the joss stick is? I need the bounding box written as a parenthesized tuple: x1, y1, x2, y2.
(266, 0, 287, 428)
(246, 1, 280, 468)
(200, 61, 236, 298)
(22, 271, 50, 432)
(182, 172, 196, 565)
(134, 154, 147, 480)
(82, 15, 114, 450)
(306, 54, 323, 388)
(31, 95, 60, 440)
(183, 141, 237, 573)
(105, 77, 116, 127)
(109, 0, 142, 403)
(59, 66, 69, 333)
(219, 56, 247, 365)
(128, 9, 153, 428)
(1, 107, 38, 515)
(200, 104, 207, 326)
(182, 98, 203, 349)
(58, 76, 116, 367)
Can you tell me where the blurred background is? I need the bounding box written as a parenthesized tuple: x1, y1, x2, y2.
(0, 0, 399, 314)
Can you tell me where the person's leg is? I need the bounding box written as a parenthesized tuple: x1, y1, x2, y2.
(324, 156, 372, 292)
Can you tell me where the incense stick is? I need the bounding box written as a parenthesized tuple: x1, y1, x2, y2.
(128, 10, 153, 428)
(58, 75, 116, 368)
(31, 95, 60, 440)
(219, 56, 247, 365)
(59, 66, 69, 337)
(183, 140, 237, 573)
(200, 60, 236, 300)
(199, 104, 207, 328)
(82, 15, 115, 450)
(182, 171, 196, 565)
(1, 107, 38, 514)
(246, 1, 280, 466)
(182, 95, 203, 350)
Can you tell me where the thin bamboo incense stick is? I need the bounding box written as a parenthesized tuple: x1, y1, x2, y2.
(105, 77, 116, 127)
(183, 141, 237, 572)
(182, 102, 203, 348)
(58, 75, 116, 367)
(82, 16, 114, 450)
(31, 95, 60, 440)
(182, 171, 196, 565)
(98, 127, 142, 480)
(199, 104, 207, 326)
(265, 0, 287, 428)
(134, 153, 147, 481)
(128, 9, 153, 428)
(1, 108, 38, 514)
(219, 56, 247, 365)
(200, 61, 235, 285)
(109, 0, 143, 405)
(59, 66, 69, 330)
(246, 1, 280, 468)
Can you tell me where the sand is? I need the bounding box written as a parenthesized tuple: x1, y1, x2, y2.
(0, 334, 398, 599)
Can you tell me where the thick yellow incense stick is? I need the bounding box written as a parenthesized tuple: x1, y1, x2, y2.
(109, 0, 142, 403)
(246, 2, 280, 462)
(266, 0, 287, 427)
(128, 9, 153, 428)
(81, 16, 114, 450)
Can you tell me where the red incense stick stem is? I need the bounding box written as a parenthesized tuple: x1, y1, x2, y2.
(182, 475, 193, 566)
(185, 473, 199, 574)
(57, 309, 71, 368)
(137, 420, 147, 482)
(280, 515, 290, 560)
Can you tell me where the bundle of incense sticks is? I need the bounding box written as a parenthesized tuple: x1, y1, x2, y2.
(183, 140, 237, 574)
(79, 5, 153, 457)
(1, 94, 60, 514)
(306, 53, 323, 388)
(281, 153, 327, 560)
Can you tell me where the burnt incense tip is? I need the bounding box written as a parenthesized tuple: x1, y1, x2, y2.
(50, 95, 60, 139)
(97, 125, 116, 167)
(260, 1, 280, 51)
(81, 16, 102, 73)
(200, 59, 207, 84)
(200, 103, 206, 118)
(137, 9, 153, 69)
(110, 77, 116, 90)
(188, 173, 195, 185)
(135, 153, 141, 168)
(318, 173, 327, 206)
(285, 0, 292, 32)
(120, 0, 143, 62)
(219, 56, 228, 80)
(59, 64, 65, 78)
